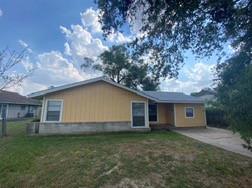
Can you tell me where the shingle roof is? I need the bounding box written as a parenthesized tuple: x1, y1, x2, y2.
(0, 90, 41, 105)
(28, 76, 157, 101)
(28, 76, 204, 104)
(142, 91, 204, 103)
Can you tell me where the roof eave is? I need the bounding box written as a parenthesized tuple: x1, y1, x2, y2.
(155, 100, 204, 104)
(28, 77, 158, 101)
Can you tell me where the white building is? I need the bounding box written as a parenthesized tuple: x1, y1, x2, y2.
(0, 90, 41, 120)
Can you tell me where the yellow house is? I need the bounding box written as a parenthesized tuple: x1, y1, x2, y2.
(28, 77, 206, 135)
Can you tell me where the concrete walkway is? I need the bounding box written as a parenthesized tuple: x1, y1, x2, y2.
(174, 127, 252, 158)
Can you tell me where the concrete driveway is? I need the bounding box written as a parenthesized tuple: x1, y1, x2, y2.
(174, 127, 252, 158)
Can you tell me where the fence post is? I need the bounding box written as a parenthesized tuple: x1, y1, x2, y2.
(1, 105, 7, 137)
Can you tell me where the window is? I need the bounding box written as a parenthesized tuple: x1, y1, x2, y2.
(149, 104, 157, 122)
(21, 105, 26, 110)
(185, 107, 194, 118)
(132, 102, 146, 127)
(46, 100, 62, 122)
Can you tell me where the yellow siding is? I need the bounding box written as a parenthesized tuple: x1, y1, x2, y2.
(175, 103, 206, 127)
(157, 103, 174, 125)
(44, 81, 147, 122)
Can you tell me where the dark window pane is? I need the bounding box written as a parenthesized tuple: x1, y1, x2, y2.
(133, 116, 145, 127)
(132, 102, 145, 127)
(186, 108, 194, 117)
(149, 104, 157, 121)
(46, 101, 62, 121)
(46, 111, 60, 121)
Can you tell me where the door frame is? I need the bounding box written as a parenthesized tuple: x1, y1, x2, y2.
(131, 100, 149, 128)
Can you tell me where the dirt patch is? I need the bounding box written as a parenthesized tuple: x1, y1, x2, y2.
(118, 139, 198, 162)
(102, 173, 166, 188)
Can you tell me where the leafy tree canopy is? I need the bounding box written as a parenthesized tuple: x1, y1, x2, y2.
(92, 45, 159, 90)
(216, 51, 252, 150)
(96, 0, 251, 77)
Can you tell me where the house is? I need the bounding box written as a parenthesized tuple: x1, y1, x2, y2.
(28, 77, 206, 135)
(0, 90, 41, 120)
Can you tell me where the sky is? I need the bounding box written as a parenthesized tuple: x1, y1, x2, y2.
(0, 0, 227, 95)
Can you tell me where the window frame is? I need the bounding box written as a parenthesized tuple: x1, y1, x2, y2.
(44, 99, 63, 123)
(184, 107, 195, 119)
(21, 105, 26, 110)
(148, 103, 158, 123)
(131, 101, 148, 128)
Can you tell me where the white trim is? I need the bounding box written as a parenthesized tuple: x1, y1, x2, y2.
(203, 106, 207, 126)
(146, 100, 149, 128)
(148, 103, 159, 123)
(131, 100, 148, 128)
(40, 96, 46, 122)
(173, 104, 177, 126)
(6, 104, 9, 119)
(43, 99, 64, 123)
(184, 107, 195, 119)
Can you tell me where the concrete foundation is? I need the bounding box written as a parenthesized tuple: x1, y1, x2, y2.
(27, 122, 150, 135)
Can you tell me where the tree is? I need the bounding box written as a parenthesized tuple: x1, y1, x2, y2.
(95, 45, 130, 84)
(0, 48, 32, 137)
(96, 0, 251, 75)
(0, 48, 32, 89)
(216, 52, 252, 150)
(93, 45, 159, 90)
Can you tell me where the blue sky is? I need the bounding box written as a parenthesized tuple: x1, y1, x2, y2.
(0, 0, 225, 95)
(0, 0, 95, 52)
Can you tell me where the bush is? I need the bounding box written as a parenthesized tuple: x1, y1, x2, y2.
(206, 108, 228, 128)
(32, 118, 40, 122)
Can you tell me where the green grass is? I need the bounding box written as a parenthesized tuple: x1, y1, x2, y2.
(0, 120, 252, 188)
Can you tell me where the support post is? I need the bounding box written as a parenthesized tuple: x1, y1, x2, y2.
(1, 105, 7, 137)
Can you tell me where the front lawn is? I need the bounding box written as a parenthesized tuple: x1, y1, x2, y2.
(0, 120, 252, 188)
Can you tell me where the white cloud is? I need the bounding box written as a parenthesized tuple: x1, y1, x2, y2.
(80, 8, 102, 33)
(21, 56, 34, 72)
(8, 79, 48, 96)
(64, 42, 72, 56)
(80, 8, 131, 44)
(9, 51, 98, 95)
(0, 9, 3, 17)
(60, 24, 108, 61)
(18, 39, 33, 53)
(108, 31, 132, 44)
(18, 40, 28, 48)
(161, 62, 215, 94)
(35, 51, 85, 84)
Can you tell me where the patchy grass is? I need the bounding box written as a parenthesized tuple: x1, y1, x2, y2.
(0, 120, 252, 188)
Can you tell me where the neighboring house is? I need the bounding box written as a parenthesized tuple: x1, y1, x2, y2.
(0, 90, 41, 120)
(28, 77, 206, 135)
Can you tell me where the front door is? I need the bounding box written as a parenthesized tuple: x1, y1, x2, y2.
(132, 102, 146, 127)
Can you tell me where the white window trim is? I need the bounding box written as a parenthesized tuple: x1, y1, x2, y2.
(131, 100, 149, 128)
(184, 107, 195, 119)
(149, 103, 159, 123)
(43, 99, 64, 123)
